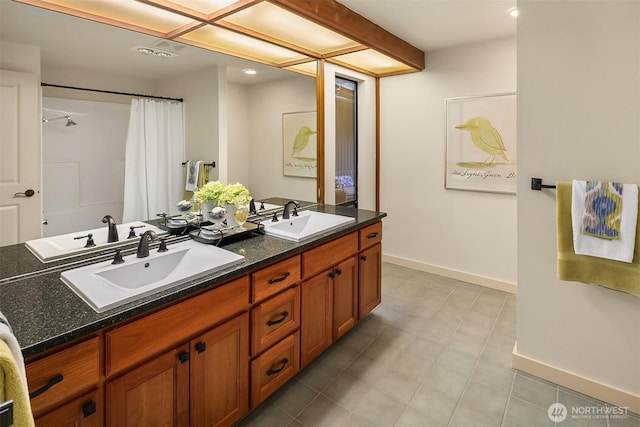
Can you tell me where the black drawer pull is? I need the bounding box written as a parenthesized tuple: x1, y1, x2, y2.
(361, 255, 367, 262)
(367, 232, 379, 239)
(82, 401, 97, 418)
(335, 268, 342, 276)
(267, 311, 289, 326)
(29, 374, 63, 399)
(196, 342, 206, 354)
(269, 272, 290, 284)
(178, 351, 190, 364)
(267, 358, 289, 376)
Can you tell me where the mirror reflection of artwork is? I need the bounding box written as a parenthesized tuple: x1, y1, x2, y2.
(445, 93, 517, 194)
(283, 111, 317, 178)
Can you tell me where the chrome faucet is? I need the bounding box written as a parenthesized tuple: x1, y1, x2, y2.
(102, 215, 119, 243)
(282, 200, 300, 219)
(136, 230, 158, 258)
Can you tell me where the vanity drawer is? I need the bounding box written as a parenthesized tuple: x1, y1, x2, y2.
(302, 232, 358, 279)
(359, 222, 382, 250)
(27, 337, 99, 416)
(106, 276, 249, 376)
(251, 286, 300, 357)
(251, 256, 300, 303)
(250, 331, 299, 407)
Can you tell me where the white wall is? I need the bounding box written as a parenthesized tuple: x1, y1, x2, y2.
(380, 37, 517, 287)
(227, 82, 250, 186)
(246, 75, 317, 202)
(516, 1, 640, 409)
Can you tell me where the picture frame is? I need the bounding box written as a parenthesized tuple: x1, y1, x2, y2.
(283, 111, 317, 178)
(445, 93, 517, 194)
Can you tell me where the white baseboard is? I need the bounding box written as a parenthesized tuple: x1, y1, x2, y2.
(382, 254, 517, 294)
(512, 343, 640, 414)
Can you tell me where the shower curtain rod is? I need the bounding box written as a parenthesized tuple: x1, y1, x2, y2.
(41, 83, 183, 102)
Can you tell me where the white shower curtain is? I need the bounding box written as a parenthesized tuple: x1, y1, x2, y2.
(122, 98, 185, 222)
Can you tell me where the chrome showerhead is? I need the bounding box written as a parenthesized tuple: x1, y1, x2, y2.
(43, 115, 77, 126)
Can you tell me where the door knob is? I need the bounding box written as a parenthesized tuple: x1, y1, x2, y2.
(14, 189, 35, 197)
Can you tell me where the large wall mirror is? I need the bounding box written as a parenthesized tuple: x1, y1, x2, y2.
(1, 0, 318, 238)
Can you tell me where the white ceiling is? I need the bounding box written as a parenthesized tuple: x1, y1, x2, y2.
(0, 0, 516, 83)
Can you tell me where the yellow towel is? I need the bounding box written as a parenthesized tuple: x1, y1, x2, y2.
(0, 340, 34, 427)
(557, 182, 640, 297)
(182, 161, 209, 202)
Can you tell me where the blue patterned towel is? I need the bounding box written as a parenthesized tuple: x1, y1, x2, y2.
(581, 181, 623, 240)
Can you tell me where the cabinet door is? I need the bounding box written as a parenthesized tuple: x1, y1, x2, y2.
(35, 390, 99, 427)
(190, 312, 249, 427)
(333, 256, 358, 341)
(106, 345, 190, 427)
(301, 271, 333, 367)
(359, 243, 382, 320)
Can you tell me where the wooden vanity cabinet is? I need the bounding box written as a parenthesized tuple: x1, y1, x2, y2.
(34, 390, 100, 427)
(24, 219, 383, 427)
(300, 232, 359, 367)
(358, 222, 382, 319)
(26, 336, 100, 425)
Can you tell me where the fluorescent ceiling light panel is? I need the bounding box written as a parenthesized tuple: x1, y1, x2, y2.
(283, 61, 318, 77)
(331, 49, 414, 76)
(36, 0, 193, 33)
(178, 24, 310, 66)
(222, 2, 363, 56)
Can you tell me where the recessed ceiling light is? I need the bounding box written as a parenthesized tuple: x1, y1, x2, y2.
(242, 68, 257, 75)
(155, 51, 173, 58)
(508, 7, 518, 17)
(137, 47, 155, 55)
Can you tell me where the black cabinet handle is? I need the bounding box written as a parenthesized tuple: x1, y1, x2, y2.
(29, 374, 63, 399)
(329, 271, 335, 279)
(335, 268, 342, 276)
(82, 401, 97, 418)
(196, 342, 206, 354)
(361, 255, 367, 262)
(267, 311, 289, 326)
(367, 232, 379, 239)
(179, 351, 190, 364)
(269, 272, 290, 284)
(267, 358, 289, 376)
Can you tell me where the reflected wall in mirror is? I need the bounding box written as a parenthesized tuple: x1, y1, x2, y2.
(0, 0, 317, 241)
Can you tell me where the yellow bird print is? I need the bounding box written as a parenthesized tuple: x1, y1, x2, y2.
(291, 126, 316, 157)
(455, 117, 508, 164)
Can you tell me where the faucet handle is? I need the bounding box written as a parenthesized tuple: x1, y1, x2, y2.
(111, 249, 125, 264)
(292, 207, 298, 217)
(157, 237, 169, 252)
(74, 233, 95, 248)
(128, 225, 145, 239)
(271, 212, 279, 222)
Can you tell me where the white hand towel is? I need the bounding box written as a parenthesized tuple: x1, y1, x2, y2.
(571, 180, 638, 263)
(185, 160, 202, 192)
(0, 311, 29, 397)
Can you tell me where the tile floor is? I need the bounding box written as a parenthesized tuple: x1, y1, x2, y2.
(237, 263, 640, 427)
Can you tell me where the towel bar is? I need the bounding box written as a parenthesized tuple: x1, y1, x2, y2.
(531, 177, 557, 191)
(0, 400, 13, 427)
(181, 161, 215, 168)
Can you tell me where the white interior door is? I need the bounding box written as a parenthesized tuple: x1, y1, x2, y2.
(0, 70, 41, 246)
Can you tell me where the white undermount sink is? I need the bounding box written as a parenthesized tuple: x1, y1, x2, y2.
(262, 210, 355, 242)
(61, 240, 244, 313)
(25, 221, 167, 262)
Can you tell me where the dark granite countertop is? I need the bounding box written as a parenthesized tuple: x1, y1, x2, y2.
(0, 204, 385, 358)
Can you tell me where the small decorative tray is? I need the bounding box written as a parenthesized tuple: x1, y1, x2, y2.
(189, 222, 261, 245)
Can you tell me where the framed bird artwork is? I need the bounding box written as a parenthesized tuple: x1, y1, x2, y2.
(445, 93, 517, 194)
(283, 111, 317, 178)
